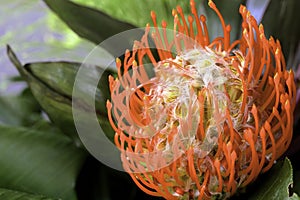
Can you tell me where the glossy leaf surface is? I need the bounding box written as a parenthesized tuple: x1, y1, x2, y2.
(0, 125, 86, 200)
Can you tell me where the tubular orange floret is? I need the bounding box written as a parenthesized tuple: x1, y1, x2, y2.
(107, 0, 296, 199)
(208, 0, 230, 50)
(188, 15, 195, 39)
(200, 15, 209, 44)
(228, 151, 237, 194)
(176, 5, 189, 36)
(213, 159, 223, 193)
(190, 0, 206, 46)
(241, 130, 259, 187)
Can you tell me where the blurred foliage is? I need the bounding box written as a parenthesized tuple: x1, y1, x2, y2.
(0, 0, 96, 95)
(0, 188, 56, 200)
(46, 10, 82, 49)
(0, 88, 41, 126)
(43, 0, 143, 56)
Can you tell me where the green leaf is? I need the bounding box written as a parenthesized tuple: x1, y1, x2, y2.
(42, 0, 143, 56)
(7, 45, 79, 143)
(25, 61, 111, 115)
(72, 0, 191, 28)
(0, 89, 41, 126)
(7, 45, 115, 144)
(0, 125, 86, 200)
(261, 0, 300, 68)
(233, 158, 297, 200)
(0, 188, 56, 200)
(290, 193, 300, 200)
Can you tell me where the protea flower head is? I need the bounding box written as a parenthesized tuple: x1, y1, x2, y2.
(106, 0, 296, 199)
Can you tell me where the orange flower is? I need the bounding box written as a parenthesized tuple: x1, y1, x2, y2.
(107, 0, 296, 199)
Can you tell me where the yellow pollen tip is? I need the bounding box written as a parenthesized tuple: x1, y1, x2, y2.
(106, 100, 112, 109)
(172, 9, 176, 16)
(246, 11, 251, 18)
(174, 14, 179, 22)
(208, 0, 215, 8)
(116, 58, 121, 64)
(285, 100, 291, 110)
(132, 60, 137, 67)
(274, 72, 279, 82)
(259, 34, 264, 40)
(132, 44, 137, 50)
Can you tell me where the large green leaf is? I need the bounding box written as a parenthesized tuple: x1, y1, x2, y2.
(42, 0, 143, 56)
(7, 45, 115, 144)
(0, 125, 86, 200)
(0, 188, 56, 200)
(232, 158, 299, 200)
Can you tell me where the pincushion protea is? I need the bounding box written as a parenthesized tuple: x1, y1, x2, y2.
(106, 0, 296, 199)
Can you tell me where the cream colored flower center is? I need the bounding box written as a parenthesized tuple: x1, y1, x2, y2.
(144, 47, 245, 156)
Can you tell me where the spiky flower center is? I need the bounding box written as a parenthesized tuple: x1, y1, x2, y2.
(144, 48, 246, 155)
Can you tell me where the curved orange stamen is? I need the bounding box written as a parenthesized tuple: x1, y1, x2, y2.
(262, 122, 277, 173)
(208, 0, 230, 50)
